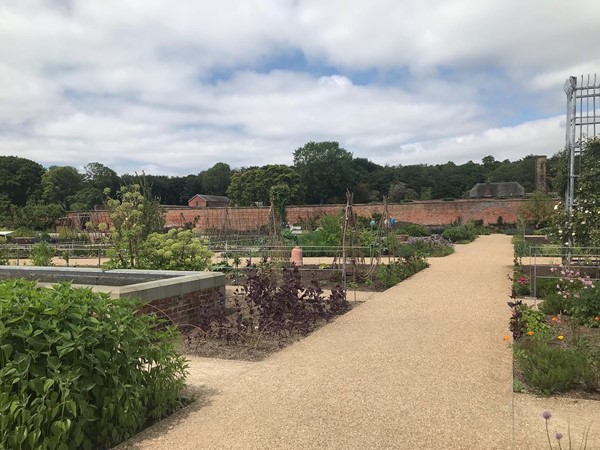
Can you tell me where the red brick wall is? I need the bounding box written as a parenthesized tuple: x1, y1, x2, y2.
(162, 199, 531, 230)
(69, 198, 558, 232)
(137, 286, 223, 327)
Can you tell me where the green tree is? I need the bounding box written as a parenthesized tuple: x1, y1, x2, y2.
(489, 156, 536, 192)
(0, 156, 45, 207)
(84, 162, 121, 194)
(227, 164, 304, 206)
(293, 141, 356, 204)
(519, 192, 556, 229)
(10, 203, 64, 231)
(104, 183, 164, 269)
(69, 162, 122, 210)
(547, 150, 568, 196)
(201, 162, 232, 196)
(387, 181, 418, 202)
(41, 166, 84, 209)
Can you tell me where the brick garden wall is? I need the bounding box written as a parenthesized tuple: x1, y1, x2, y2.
(69, 198, 556, 232)
(162, 199, 531, 230)
(137, 286, 223, 327)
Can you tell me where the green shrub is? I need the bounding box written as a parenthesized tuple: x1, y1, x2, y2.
(534, 278, 560, 298)
(137, 228, 213, 271)
(395, 222, 430, 237)
(521, 307, 551, 334)
(515, 339, 590, 395)
(575, 284, 600, 325)
(56, 227, 81, 241)
(0, 238, 8, 265)
(441, 225, 478, 243)
(30, 241, 55, 266)
(399, 236, 454, 257)
(540, 293, 572, 315)
(11, 227, 38, 237)
(0, 280, 188, 449)
(512, 236, 530, 257)
(375, 256, 428, 289)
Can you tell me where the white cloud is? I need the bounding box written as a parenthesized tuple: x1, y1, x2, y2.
(0, 0, 598, 175)
(385, 116, 566, 167)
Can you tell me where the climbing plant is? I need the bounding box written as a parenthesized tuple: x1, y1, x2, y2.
(553, 137, 600, 248)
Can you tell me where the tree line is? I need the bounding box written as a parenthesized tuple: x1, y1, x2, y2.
(0, 141, 564, 231)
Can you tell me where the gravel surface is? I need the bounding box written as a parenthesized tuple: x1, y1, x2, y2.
(116, 234, 599, 449)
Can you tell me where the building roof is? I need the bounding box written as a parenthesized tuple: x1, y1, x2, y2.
(469, 182, 525, 198)
(188, 194, 231, 203)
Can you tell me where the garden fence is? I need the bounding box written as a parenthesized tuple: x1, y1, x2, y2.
(0, 243, 108, 268)
(526, 246, 600, 298)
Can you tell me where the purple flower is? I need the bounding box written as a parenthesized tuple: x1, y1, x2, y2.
(555, 432, 563, 440)
(542, 411, 552, 420)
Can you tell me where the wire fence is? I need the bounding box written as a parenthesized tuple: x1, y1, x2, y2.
(524, 246, 600, 298)
(0, 243, 108, 267)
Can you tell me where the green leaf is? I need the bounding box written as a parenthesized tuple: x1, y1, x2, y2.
(43, 378, 55, 393)
(1, 343, 12, 359)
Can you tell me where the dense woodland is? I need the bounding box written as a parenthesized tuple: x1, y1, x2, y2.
(0, 141, 565, 231)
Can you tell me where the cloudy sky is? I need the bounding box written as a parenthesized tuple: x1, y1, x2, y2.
(1, 0, 599, 176)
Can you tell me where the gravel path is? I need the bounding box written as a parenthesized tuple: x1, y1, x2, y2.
(117, 234, 598, 449)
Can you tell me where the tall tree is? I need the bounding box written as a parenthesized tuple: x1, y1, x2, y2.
(41, 166, 84, 210)
(227, 164, 304, 206)
(84, 162, 121, 194)
(70, 162, 121, 210)
(293, 141, 356, 204)
(201, 162, 232, 196)
(0, 156, 45, 207)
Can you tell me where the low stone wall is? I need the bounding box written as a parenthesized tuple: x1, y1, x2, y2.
(136, 286, 223, 327)
(0, 267, 226, 328)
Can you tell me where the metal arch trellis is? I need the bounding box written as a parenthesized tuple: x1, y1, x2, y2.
(564, 74, 600, 250)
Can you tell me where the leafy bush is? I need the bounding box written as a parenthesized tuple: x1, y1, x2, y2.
(515, 338, 593, 395)
(56, 227, 81, 241)
(30, 241, 55, 266)
(534, 278, 560, 299)
(441, 224, 478, 243)
(0, 280, 187, 449)
(137, 228, 213, 271)
(0, 237, 8, 265)
(395, 222, 430, 237)
(10, 227, 38, 237)
(540, 293, 573, 315)
(512, 235, 531, 258)
(508, 299, 527, 339)
(187, 267, 349, 349)
(576, 284, 600, 326)
(375, 256, 429, 289)
(402, 236, 454, 257)
(521, 307, 551, 335)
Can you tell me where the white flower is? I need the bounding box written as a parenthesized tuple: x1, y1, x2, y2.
(554, 204, 559, 210)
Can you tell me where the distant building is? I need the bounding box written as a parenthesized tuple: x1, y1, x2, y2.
(187, 194, 231, 208)
(469, 182, 525, 198)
